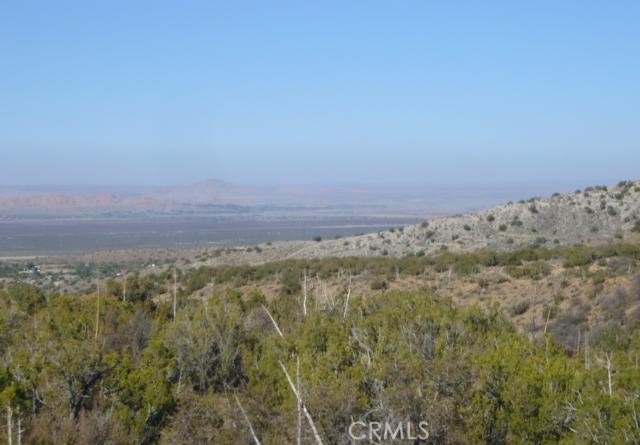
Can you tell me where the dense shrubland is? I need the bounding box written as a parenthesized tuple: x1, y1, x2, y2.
(1, 248, 640, 444)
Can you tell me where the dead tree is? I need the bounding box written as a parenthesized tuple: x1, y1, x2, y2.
(173, 268, 178, 321)
(16, 410, 22, 445)
(302, 269, 308, 317)
(262, 305, 284, 338)
(296, 357, 302, 445)
(122, 271, 127, 302)
(342, 273, 352, 322)
(584, 330, 590, 369)
(262, 306, 324, 445)
(279, 360, 324, 445)
(234, 393, 262, 445)
(602, 352, 614, 397)
(6, 403, 12, 445)
(94, 270, 101, 347)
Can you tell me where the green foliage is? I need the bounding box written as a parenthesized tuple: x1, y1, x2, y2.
(505, 260, 551, 280)
(2, 282, 45, 314)
(369, 277, 388, 290)
(279, 268, 301, 295)
(3, 242, 640, 443)
(509, 300, 530, 316)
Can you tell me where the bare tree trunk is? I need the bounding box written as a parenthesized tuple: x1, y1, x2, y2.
(296, 357, 302, 445)
(605, 353, 613, 397)
(95, 270, 101, 347)
(122, 271, 127, 302)
(262, 305, 284, 338)
(16, 411, 22, 445)
(234, 393, 262, 445)
(342, 273, 352, 321)
(323, 281, 334, 310)
(173, 268, 178, 321)
(585, 330, 590, 369)
(6, 403, 13, 445)
(302, 270, 308, 317)
(278, 360, 324, 445)
(529, 284, 538, 342)
(543, 305, 552, 334)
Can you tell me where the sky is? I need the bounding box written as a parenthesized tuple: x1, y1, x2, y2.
(1, 1, 639, 187)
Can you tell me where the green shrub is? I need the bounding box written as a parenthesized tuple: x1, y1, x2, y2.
(370, 278, 388, 290)
(590, 270, 607, 285)
(280, 269, 301, 294)
(506, 261, 551, 280)
(510, 301, 530, 316)
(562, 246, 598, 267)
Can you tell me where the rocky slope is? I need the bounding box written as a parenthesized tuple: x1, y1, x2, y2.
(32, 180, 640, 267)
(291, 180, 640, 257)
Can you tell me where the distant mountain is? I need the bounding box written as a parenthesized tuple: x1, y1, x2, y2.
(0, 178, 596, 218)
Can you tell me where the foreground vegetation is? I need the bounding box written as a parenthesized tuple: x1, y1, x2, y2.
(1, 245, 640, 444)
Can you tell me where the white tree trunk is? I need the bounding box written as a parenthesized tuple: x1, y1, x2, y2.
(342, 273, 352, 321)
(173, 268, 178, 321)
(302, 270, 308, 317)
(122, 272, 127, 302)
(16, 412, 21, 445)
(296, 357, 302, 445)
(605, 353, 613, 397)
(6, 403, 13, 445)
(262, 305, 284, 338)
(279, 360, 324, 445)
(234, 393, 262, 445)
(95, 271, 101, 346)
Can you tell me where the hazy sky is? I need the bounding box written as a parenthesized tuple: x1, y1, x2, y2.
(1, 1, 638, 186)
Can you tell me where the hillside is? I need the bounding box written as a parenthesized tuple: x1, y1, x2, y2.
(2, 181, 640, 444)
(173, 180, 640, 267)
(291, 180, 640, 257)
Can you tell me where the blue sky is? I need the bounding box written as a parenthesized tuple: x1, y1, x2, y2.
(1, 1, 638, 186)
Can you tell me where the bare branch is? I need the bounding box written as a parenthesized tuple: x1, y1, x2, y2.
(278, 360, 324, 445)
(342, 273, 352, 321)
(234, 393, 262, 445)
(296, 357, 302, 445)
(302, 269, 308, 317)
(262, 305, 284, 338)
